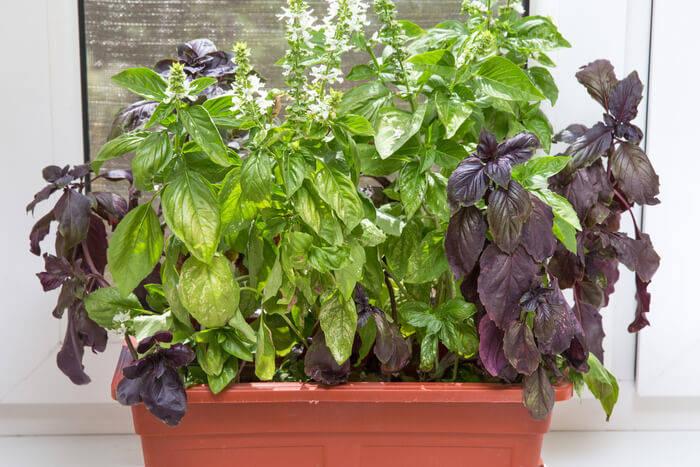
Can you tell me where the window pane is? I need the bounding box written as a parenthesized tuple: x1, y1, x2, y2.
(83, 0, 477, 189)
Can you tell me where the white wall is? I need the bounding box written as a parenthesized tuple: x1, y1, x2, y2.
(0, 0, 697, 435)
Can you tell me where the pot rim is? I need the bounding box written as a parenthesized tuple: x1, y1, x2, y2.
(112, 346, 573, 405)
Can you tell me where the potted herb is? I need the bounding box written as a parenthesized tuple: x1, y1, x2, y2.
(27, 1, 660, 466)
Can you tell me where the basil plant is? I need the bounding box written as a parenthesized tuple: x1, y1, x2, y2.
(27, 0, 658, 426)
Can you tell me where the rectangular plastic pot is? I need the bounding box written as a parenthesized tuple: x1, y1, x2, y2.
(112, 348, 571, 467)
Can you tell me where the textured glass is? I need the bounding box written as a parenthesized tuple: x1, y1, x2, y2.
(83, 0, 465, 187)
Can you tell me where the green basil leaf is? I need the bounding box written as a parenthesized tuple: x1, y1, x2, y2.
(263, 258, 283, 302)
(188, 77, 217, 96)
(356, 317, 377, 365)
(528, 66, 559, 105)
(107, 204, 163, 296)
(92, 132, 146, 171)
(374, 104, 426, 159)
(435, 92, 472, 139)
(315, 166, 364, 230)
(162, 171, 221, 263)
(281, 152, 307, 196)
(319, 290, 357, 364)
(161, 237, 191, 326)
(179, 105, 232, 166)
(583, 354, 619, 421)
(385, 220, 421, 280)
(523, 108, 553, 152)
(336, 114, 375, 136)
(358, 219, 387, 247)
(132, 311, 173, 342)
(197, 340, 226, 376)
(111, 67, 167, 101)
(207, 358, 238, 394)
(512, 155, 571, 186)
(532, 188, 582, 231)
(132, 131, 172, 191)
(84, 287, 141, 329)
(255, 317, 276, 381)
(338, 82, 391, 121)
(474, 56, 545, 101)
(553, 214, 578, 253)
(334, 242, 365, 299)
(221, 332, 254, 361)
(399, 161, 428, 219)
(241, 151, 274, 203)
(425, 172, 450, 221)
(420, 333, 438, 371)
(405, 230, 449, 284)
(178, 255, 240, 328)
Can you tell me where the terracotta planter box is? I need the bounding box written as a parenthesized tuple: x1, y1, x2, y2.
(112, 348, 571, 467)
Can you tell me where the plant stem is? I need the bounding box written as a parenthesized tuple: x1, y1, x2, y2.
(125, 334, 138, 359)
(383, 271, 398, 321)
(80, 241, 110, 288)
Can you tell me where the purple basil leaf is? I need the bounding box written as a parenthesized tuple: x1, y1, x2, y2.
(564, 336, 589, 372)
(36, 254, 72, 292)
(140, 367, 188, 426)
(53, 189, 92, 251)
(523, 366, 555, 420)
(610, 142, 660, 206)
(123, 358, 154, 379)
(486, 181, 532, 254)
(585, 254, 620, 306)
(90, 192, 129, 226)
(110, 101, 158, 137)
(477, 245, 539, 328)
(578, 281, 605, 308)
(99, 169, 134, 184)
(26, 184, 58, 213)
(42, 165, 68, 183)
(503, 320, 540, 376)
(116, 376, 143, 405)
(628, 275, 651, 332)
(617, 122, 644, 144)
(609, 71, 644, 123)
(495, 132, 540, 165)
(476, 130, 498, 158)
(137, 331, 173, 354)
(83, 214, 108, 274)
(447, 157, 488, 207)
(553, 124, 588, 144)
(459, 264, 480, 303)
(547, 240, 585, 289)
(53, 281, 76, 319)
(603, 232, 660, 282)
(533, 282, 580, 355)
(56, 304, 108, 385)
(163, 343, 195, 368)
(178, 39, 217, 62)
(566, 122, 614, 170)
(552, 160, 611, 220)
(478, 315, 509, 377)
(521, 196, 555, 262)
(484, 158, 512, 188)
(373, 314, 411, 374)
(445, 206, 487, 279)
(576, 299, 605, 363)
(304, 331, 351, 385)
(68, 164, 91, 179)
(29, 211, 54, 256)
(575, 59, 618, 109)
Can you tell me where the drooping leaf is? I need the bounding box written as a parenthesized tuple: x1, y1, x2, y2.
(487, 181, 532, 254)
(57, 304, 108, 385)
(503, 320, 540, 375)
(373, 313, 412, 374)
(107, 204, 163, 296)
(477, 245, 538, 328)
(178, 255, 239, 328)
(255, 317, 276, 381)
(610, 142, 660, 205)
(162, 171, 221, 263)
(304, 331, 351, 385)
(478, 315, 509, 377)
(603, 232, 660, 282)
(208, 358, 238, 394)
(319, 290, 357, 365)
(523, 366, 555, 420)
(445, 206, 487, 279)
(577, 299, 605, 363)
(583, 353, 619, 421)
(629, 274, 651, 332)
(54, 190, 92, 251)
